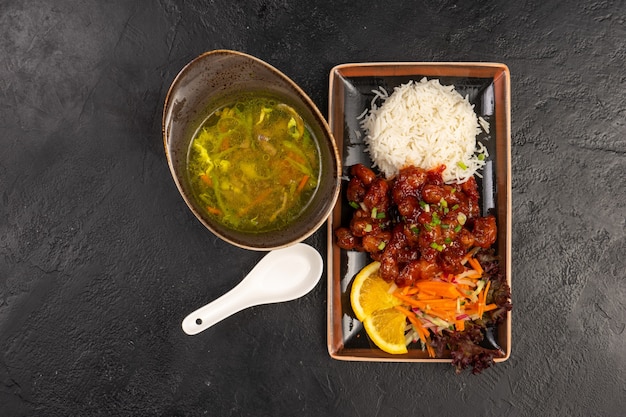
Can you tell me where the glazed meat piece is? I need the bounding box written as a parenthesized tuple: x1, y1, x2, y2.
(346, 176, 366, 203)
(379, 224, 418, 282)
(472, 215, 497, 248)
(380, 253, 400, 283)
(460, 175, 480, 203)
(425, 165, 446, 185)
(350, 163, 376, 186)
(422, 184, 462, 205)
(362, 230, 392, 259)
(392, 166, 428, 204)
(396, 196, 421, 220)
(396, 259, 441, 287)
(335, 227, 359, 250)
(350, 209, 374, 237)
(363, 178, 391, 212)
(439, 241, 466, 275)
(456, 228, 475, 249)
(346, 164, 378, 203)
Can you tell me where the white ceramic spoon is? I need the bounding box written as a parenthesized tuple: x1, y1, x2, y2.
(181, 243, 323, 335)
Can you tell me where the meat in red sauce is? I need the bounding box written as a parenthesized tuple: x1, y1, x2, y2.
(335, 164, 497, 286)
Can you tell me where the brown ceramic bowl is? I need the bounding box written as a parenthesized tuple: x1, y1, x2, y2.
(163, 50, 341, 250)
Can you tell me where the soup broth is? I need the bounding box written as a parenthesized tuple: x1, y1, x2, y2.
(187, 94, 321, 232)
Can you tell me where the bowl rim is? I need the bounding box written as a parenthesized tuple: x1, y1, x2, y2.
(162, 49, 342, 251)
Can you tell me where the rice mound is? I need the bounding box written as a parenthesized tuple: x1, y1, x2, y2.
(359, 77, 488, 183)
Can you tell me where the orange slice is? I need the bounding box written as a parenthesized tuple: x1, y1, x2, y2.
(363, 307, 408, 354)
(350, 261, 407, 354)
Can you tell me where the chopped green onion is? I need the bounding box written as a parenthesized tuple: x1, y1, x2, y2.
(364, 223, 373, 233)
(377, 241, 386, 250)
(457, 161, 468, 170)
(424, 223, 432, 232)
(371, 207, 378, 219)
(451, 188, 456, 193)
(441, 224, 450, 229)
(451, 204, 460, 211)
(457, 213, 467, 226)
(376, 211, 386, 219)
(349, 201, 359, 209)
(478, 153, 485, 161)
(444, 237, 452, 244)
(419, 201, 430, 212)
(439, 198, 448, 208)
(454, 224, 462, 233)
(410, 226, 420, 235)
(430, 242, 444, 252)
(431, 212, 441, 226)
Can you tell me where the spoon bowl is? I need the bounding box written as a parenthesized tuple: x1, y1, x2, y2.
(182, 243, 323, 335)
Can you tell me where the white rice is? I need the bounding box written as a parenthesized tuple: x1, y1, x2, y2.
(359, 77, 489, 183)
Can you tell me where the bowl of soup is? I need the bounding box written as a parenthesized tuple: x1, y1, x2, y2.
(163, 50, 341, 250)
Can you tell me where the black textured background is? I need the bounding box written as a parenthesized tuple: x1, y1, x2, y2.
(1, 1, 625, 416)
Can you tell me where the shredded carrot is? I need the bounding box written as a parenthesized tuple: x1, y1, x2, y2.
(415, 292, 440, 300)
(394, 293, 459, 312)
(425, 308, 456, 322)
(483, 280, 491, 304)
(467, 257, 484, 275)
(425, 343, 436, 358)
(200, 173, 213, 186)
(238, 188, 272, 217)
(414, 281, 464, 299)
(455, 319, 465, 332)
(287, 151, 305, 164)
(456, 284, 473, 292)
(296, 174, 310, 193)
(483, 303, 498, 312)
(400, 286, 419, 296)
(392, 291, 423, 308)
(477, 279, 491, 317)
(395, 306, 430, 346)
(462, 247, 481, 264)
(395, 306, 427, 344)
(206, 206, 222, 216)
(220, 137, 230, 151)
(394, 305, 412, 316)
(414, 299, 459, 310)
(464, 270, 483, 279)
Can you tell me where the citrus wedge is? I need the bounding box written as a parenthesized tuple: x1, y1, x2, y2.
(350, 261, 408, 355)
(363, 308, 408, 354)
(350, 261, 403, 322)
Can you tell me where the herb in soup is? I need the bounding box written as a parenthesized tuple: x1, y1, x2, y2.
(187, 95, 320, 232)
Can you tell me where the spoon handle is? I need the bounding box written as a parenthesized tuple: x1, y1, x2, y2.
(181, 285, 250, 335)
(181, 243, 322, 336)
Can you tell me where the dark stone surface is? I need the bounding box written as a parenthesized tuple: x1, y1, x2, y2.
(1, 0, 625, 416)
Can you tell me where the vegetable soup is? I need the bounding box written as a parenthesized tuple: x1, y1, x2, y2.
(186, 94, 320, 232)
